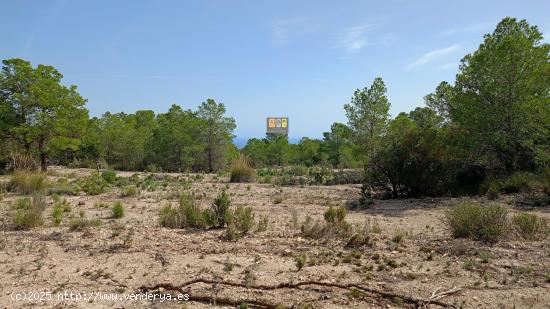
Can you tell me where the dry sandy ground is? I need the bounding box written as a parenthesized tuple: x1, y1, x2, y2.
(0, 167, 549, 309)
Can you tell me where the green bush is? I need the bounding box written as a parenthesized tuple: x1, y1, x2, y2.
(11, 195, 46, 230)
(51, 199, 70, 226)
(295, 253, 307, 271)
(445, 202, 508, 242)
(212, 190, 231, 227)
(230, 155, 256, 183)
(112, 201, 124, 218)
(158, 203, 184, 228)
(324, 206, 346, 226)
(180, 194, 210, 228)
(120, 185, 139, 197)
(101, 170, 117, 184)
(79, 172, 108, 195)
(512, 213, 548, 240)
(158, 194, 215, 229)
(8, 171, 48, 194)
(500, 172, 539, 193)
(231, 206, 255, 234)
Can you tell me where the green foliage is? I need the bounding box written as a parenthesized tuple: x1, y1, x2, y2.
(452, 18, 550, 172)
(11, 195, 46, 230)
(511, 213, 548, 240)
(197, 99, 236, 172)
(0, 58, 88, 171)
(120, 185, 139, 197)
(78, 172, 108, 195)
(69, 213, 101, 231)
(8, 171, 48, 194)
(158, 203, 184, 229)
(230, 155, 255, 183)
(323, 206, 346, 226)
(51, 199, 71, 226)
(295, 253, 307, 271)
(212, 190, 231, 227)
(112, 201, 124, 219)
(445, 202, 508, 243)
(101, 170, 117, 184)
(344, 77, 391, 162)
(231, 206, 255, 234)
(158, 194, 215, 229)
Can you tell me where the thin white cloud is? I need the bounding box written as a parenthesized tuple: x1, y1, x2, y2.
(405, 44, 461, 71)
(438, 22, 493, 37)
(338, 25, 373, 53)
(270, 18, 314, 45)
(437, 62, 459, 70)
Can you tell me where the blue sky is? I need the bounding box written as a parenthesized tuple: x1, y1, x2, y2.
(2, 0, 549, 139)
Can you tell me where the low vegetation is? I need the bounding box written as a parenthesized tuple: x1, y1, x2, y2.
(112, 201, 125, 219)
(11, 195, 46, 230)
(230, 155, 255, 183)
(8, 171, 48, 195)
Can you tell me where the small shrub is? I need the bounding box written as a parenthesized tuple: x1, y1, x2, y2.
(158, 203, 184, 228)
(52, 203, 64, 226)
(11, 195, 46, 230)
(101, 170, 117, 184)
(232, 206, 255, 235)
(486, 182, 500, 200)
(212, 190, 231, 227)
(79, 172, 108, 195)
(8, 171, 48, 194)
(69, 212, 101, 231)
(230, 155, 256, 183)
(112, 201, 125, 219)
(255, 215, 269, 232)
(181, 194, 209, 228)
(392, 229, 407, 244)
(324, 206, 346, 226)
(120, 185, 139, 197)
(445, 202, 508, 243)
(512, 213, 548, 240)
(478, 250, 491, 263)
(223, 222, 241, 241)
(295, 253, 307, 271)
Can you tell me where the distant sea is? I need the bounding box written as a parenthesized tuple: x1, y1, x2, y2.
(233, 137, 302, 149)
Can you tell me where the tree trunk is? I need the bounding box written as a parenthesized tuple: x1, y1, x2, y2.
(38, 138, 47, 171)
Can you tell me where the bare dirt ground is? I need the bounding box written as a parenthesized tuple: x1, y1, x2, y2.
(0, 167, 549, 308)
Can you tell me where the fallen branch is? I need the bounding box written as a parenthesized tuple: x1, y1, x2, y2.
(139, 278, 457, 308)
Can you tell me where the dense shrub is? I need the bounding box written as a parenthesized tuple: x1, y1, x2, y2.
(324, 206, 346, 226)
(212, 190, 231, 227)
(11, 195, 46, 230)
(512, 213, 548, 240)
(8, 171, 48, 194)
(101, 170, 117, 184)
(500, 172, 539, 193)
(159, 194, 216, 229)
(229, 206, 255, 235)
(78, 172, 108, 195)
(112, 201, 124, 218)
(230, 155, 255, 183)
(445, 202, 508, 242)
(158, 203, 184, 228)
